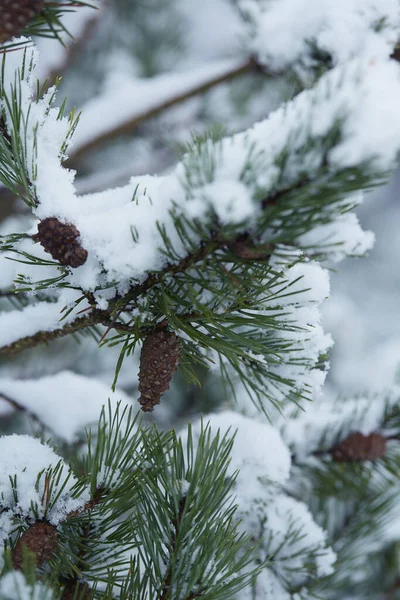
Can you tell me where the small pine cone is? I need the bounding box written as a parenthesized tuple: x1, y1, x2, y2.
(61, 581, 91, 600)
(331, 432, 387, 462)
(33, 217, 88, 268)
(0, 0, 44, 43)
(138, 330, 181, 412)
(12, 522, 58, 570)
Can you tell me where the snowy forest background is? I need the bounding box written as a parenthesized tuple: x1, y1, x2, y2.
(2, 1, 400, 599)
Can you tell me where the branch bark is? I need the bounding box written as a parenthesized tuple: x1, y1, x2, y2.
(66, 58, 260, 165)
(0, 390, 46, 428)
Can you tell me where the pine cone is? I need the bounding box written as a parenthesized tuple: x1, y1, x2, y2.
(331, 432, 387, 462)
(0, 0, 44, 43)
(33, 217, 88, 268)
(138, 330, 181, 412)
(12, 522, 58, 570)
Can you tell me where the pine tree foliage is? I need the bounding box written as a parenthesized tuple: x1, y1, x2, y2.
(0, 402, 258, 599)
(0, 1, 95, 51)
(0, 1, 400, 598)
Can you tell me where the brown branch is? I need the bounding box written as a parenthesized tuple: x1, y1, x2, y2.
(66, 57, 259, 165)
(0, 391, 46, 428)
(40, 1, 108, 94)
(0, 289, 18, 298)
(0, 181, 298, 358)
(116, 235, 223, 309)
(0, 313, 99, 358)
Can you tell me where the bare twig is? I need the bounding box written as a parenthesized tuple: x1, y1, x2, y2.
(0, 390, 46, 428)
(66, 57, 259, 165)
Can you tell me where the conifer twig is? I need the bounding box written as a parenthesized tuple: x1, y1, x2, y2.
(0, 391, 47, 429)
(0, 174, 320, 358)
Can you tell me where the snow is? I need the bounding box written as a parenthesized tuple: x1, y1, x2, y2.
(0, 371, 136, 443)
(186, 411, 336, 596)
(0, 571, 53, 600)
(2, 51, 398, 408)
(0, 434, 89, 560)
(239, 568, 291, 600)
(251, 260, 333, 408)
(298, 213, 375, 262)
(281, 390, 399, 461)
(186, 410, 291, 489)
(1, 2, 399, 597)
(0, 300, 85, 348)
(178, 0, 244, 67)
(71, 58, 246, 154)
(2, 50, 399, 303)
(258, 494, 336, 582)
(241, 0, 400, 74)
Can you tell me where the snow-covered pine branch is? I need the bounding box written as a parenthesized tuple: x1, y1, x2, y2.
(1, 46, 399, 411)
(240, 0, 400, 82)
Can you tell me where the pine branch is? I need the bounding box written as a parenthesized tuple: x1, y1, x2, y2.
(0, 390, 48, 430)
(0, 1, 96, 51)
(0, 166, 373, 361)
(0, 312, 98, 357)
(0, 220, 272, 357)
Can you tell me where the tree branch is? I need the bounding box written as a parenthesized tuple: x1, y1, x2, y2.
(66, 57, 259, 165)
(0, 180, 300, 358)
(0, 390, 46, 428)
(0, 313, 99, 357)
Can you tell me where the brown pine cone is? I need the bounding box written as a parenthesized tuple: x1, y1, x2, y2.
(0, 0, 44, 43)
(12, 521, 58, 570)
(331, 432, 387, 462)
(33, 217, 88, 268)
(228, 238, 273, 260)
(138, 330, 181, 412)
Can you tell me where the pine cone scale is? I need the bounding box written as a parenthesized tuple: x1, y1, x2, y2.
(12, 522, 58, 570)
(0, 0, 44, 43)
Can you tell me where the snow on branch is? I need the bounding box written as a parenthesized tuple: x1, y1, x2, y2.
(185, 412, 336, 599)
(8, 54, 399, 292)
(0, 434, 89, 569)
(240, 0, 400, 80)
(1, 49, 400, 409)
(0, 371, 135, 443)
(282, 386, 400, 461)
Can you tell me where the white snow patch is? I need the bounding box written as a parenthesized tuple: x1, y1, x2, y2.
(240, 0, 400, 73)
(0, 434, 89, 540)
(0, 571, 53, 600)
(0, 371, 136, 443)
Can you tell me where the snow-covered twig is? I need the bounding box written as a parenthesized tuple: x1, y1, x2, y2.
(67, 57, 257, 163)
